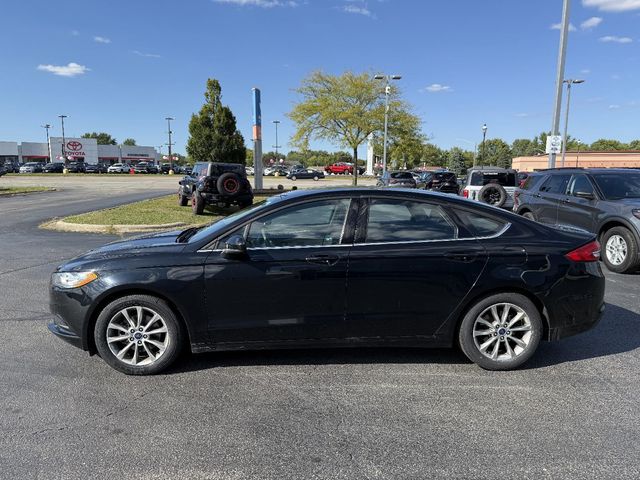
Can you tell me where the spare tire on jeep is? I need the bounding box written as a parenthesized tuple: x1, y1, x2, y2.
(478, 183, 507, 208)
(217, 172, 242, 196)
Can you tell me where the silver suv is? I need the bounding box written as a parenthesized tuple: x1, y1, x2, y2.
(461, 167, 518, 209)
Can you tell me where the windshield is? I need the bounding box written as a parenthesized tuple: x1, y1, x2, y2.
(592, 173, 640, 200)
(188, 198, 274, 244)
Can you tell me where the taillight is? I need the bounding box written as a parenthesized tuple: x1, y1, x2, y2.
(565, 240, 601, 262)
(462, 189, 469, 198)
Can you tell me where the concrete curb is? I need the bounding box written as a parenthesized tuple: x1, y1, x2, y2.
(40, 219, 189, 234)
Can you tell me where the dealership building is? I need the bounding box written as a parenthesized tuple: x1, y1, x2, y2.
(512, 151, 640, 171)
(0, 138, 159, 167)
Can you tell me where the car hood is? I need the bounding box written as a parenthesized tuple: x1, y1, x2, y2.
(57, 230, 188, 272)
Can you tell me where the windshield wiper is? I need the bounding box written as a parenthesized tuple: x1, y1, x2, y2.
(176, 226, 204, 243)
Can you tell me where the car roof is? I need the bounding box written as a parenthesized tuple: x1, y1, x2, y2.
(538, 168, 640, 174)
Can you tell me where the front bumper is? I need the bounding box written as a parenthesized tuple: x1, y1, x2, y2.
(48, 320, 83, 349)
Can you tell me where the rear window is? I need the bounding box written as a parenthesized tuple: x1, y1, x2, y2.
(433, 172, 457, 182)
(454, 208, 508, 237)
(211, 164, 245, 176)
(390, 172, 414, 179)
(469, 171, 516, 187)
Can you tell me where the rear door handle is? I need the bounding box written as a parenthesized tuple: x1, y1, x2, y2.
(305, 254, 340, 266)
(444, 253, 477, 263)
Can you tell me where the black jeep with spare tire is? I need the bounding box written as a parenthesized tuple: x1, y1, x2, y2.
(178, 162, 253, 215)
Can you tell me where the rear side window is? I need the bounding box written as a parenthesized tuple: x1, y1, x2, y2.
(365, 198, 457, 243)
(521, 175, 543, 191)
(454, 208, 508, 237)
(539, 174, 571, 194)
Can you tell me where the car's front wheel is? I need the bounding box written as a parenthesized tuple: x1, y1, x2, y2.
(192, 192, 205, 215)
(458, 293, 542, 370)
(94, 295, 184, 375)
(178, 192, 188, 206)
(602, 226, 639, 273)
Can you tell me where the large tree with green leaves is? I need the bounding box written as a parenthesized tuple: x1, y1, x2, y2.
(288, 71, 421, 184)
(480, 138, 512, 168)
(82, 132, 117, 145)
(122, 138, 136, 146)
(187, 78, 247, 164)
(446, 147, 467, 175)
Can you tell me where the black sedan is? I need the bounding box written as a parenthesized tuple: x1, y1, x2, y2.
(49, 188, 605, 375)
(287, 168, 325, 181)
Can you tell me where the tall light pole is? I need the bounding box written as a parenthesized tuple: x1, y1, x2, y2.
(374, 74, 402, 174)
(549, 0, 572, 168)
(272, 120, 281, 159)
(165, 117, 174, 169)
(41, 124, 52, 161)
(58, 115, 67, 161)
(561, 79, 584, 167)
(480, 124, 488, 167)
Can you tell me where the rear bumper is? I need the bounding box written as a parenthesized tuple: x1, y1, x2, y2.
(548, 302, 605, 340)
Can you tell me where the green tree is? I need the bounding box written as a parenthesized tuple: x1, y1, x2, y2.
(446, 147, 467, 175)
(628, 140, 640, 150)
(122, 138, 136, 146)
(511, 139, 536, 157)
(422, 143, 445, 166)
(288, 71, 421, 185)
(82, 132, 117, 145)
(187, 78, 247, 164)
(481, 139, 512, 168)
(590, 139, 628, 151)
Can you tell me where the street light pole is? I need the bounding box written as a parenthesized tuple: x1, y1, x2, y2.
(272, 120, 281, 158)
(561, 79, 584, 167)
(374, 74, 402, 174)
(481, 124, 488, 167)
(549, 0, 572, 168)
(41, 124, 52, 161)
(58, 115, 67, 161)
(165, 117, 174, 170)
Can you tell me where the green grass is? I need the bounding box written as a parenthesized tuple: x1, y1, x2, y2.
(0, 186, 54, 196)
(64, 194, 266, 226)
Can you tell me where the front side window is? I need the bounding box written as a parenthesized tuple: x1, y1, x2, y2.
(592, 173, 640, 200)
(364, 198, 457, 243)
(246, 199, 351, 248)
(539, 174, 571, 194)
(569, 175, 595, 197)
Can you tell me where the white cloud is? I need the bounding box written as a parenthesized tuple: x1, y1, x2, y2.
(213, 0, 298, 7)
(424, 84, 452, 93)
(37, 62, 90, 77)
(551, 22, 577, 31)
(600, 35, 633, 43)
(609, 104, 621, 109)
(583, 0, 640, 12)
(93, 36, 111, 44)
(342, 5, 373, 16)
(581, 68, 591, 74)
(580, 16, 603, 29)
(132, 50, 162, 58)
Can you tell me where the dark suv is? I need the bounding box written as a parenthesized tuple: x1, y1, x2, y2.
(178, 162, 253, 214)
(514, 168, 640, 273)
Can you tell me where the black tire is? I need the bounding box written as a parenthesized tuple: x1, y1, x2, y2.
(178, 192, 188, 206)
(458, 292, 542, 371)
(478, 184, 507, 208)
(192, 192, 205, 215)
(521, 211, 536, 221)
(94, 295, 184, 375)
(602, 226, 639, 274)
(217, 172, 242, 195)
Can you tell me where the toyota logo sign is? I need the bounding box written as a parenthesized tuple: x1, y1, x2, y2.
(66, 141, 83, 151)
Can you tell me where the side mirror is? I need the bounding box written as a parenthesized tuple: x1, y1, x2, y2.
(223, 235, 247, 257)
(575, 191, 595, 200)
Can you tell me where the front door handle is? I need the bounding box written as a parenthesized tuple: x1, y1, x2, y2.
(305, 254, 340, 266)
(444, 253, 477, 263)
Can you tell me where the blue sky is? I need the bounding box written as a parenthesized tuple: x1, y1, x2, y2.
(1, 0, 639, 156)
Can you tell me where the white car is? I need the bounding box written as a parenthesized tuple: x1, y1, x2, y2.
(460, 167, 518, 209)
(19, 162, 43, 173)
(245, 166, 255, 176)
(107, 163, 128, 173)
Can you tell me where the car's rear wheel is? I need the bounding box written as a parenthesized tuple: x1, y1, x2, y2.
(521, 211, 536, 221)
(192, 192, 205, 215)
(94, 295, 184, 375)
(602, 226, 639, 273)
(458, 293, 542, 370)
(290, 175, 297, 181)
(313, 175, 319, 181)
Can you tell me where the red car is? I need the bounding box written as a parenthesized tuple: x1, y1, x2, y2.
(324, 162, 354, 175)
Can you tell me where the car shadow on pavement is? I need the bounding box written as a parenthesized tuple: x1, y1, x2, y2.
(523, 303, 640, 369)
(168, 303, 639, 374)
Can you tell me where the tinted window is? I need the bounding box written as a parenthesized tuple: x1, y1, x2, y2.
(592, 172, 640, 200)
(390, 172, 414, 179)
(539, 174, 571, 194)
(246, 199, 351, 248)
(192, 163, 207, 177)
(520, 175, 543, 191)
(569, 175, 594, 196)
(454, 209, 508, 237)
(365, 198, 457, 243)
(433, 172, 457, 182)
(469, 171, 516, 187)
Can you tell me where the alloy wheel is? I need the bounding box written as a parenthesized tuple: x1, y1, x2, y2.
(605, 234, 627, 266)
(472, 303, 532, 361)
(106, 306, 169, 366)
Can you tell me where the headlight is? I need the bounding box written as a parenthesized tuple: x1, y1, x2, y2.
(51, 271, 98, 289)
(633, 209, 640, 220)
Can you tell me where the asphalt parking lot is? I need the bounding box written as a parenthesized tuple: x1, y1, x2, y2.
(1, 180, 639, 479)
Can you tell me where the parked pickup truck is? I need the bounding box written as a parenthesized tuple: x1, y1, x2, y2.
(178, 162, 254, 214)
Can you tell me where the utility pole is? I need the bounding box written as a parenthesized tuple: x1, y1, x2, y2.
(41, 124, 52, 161)
(165, 117, 174, 170)
(272, 120, 281, 158)
(561, 79, 584, 167)
(58, 115, 67, 161)
(374, 74, 402, 174)
(549, 0, 572, 168)
(481, 124, 488, 167)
